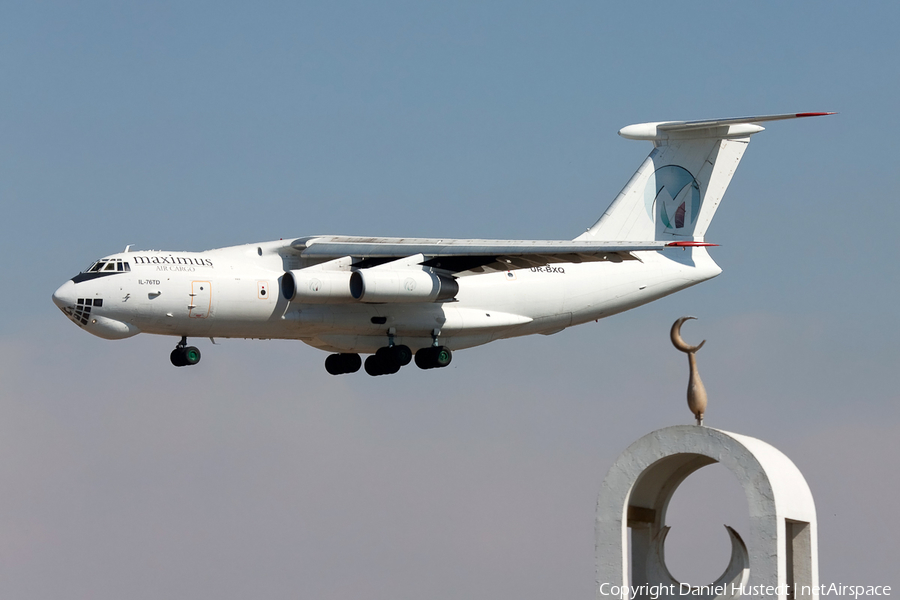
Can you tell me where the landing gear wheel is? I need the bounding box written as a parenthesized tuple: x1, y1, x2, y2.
(325, 354, 342, 375)
(390, 345, 412, 366)
(170, 346, 201, 367)
(183, 346, 201, 365)
(365, 350, 401, 376)
(414, 346, 452, 370)
(170, 348, 187, 367)
(364, 355, 384, 376)
(341, 353, 362, 373)
(376, 347, 401, 373)
(433, 346, 452, 368)
(170, 337, 201, 367)
(325, 353, 362, 375)
(414, 348, 431, 369)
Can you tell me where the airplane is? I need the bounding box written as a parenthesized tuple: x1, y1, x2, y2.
(52, 112, 832, 376)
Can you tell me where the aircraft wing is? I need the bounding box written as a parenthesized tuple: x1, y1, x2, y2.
(290, 236, 697, 274)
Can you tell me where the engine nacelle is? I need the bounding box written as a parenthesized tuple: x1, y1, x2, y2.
(282, 270, 354, 304)
(349, 269, 458, 303)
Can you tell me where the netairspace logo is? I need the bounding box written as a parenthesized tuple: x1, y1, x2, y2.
(598, 583, 891, 599)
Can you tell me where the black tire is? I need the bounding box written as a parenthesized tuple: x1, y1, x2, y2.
(325, 354, 343, 375)
(434, 346, 452, 368)
(415, 347, 435, 369)
(341, 353, 362, 373)
(374, 347, 401, 374)
(170, 348, 186, 367)
(364, 355, 385, 376)
(383, 357, 401, 374)
(183, 346, 201, 365)
(414, 346, 452, 369)
(391, 345, 412, 366)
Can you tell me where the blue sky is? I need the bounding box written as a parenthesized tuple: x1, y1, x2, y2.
(1, 2, 898, 598)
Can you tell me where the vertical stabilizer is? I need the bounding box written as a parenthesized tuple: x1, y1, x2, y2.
(577, 113, 833, 243)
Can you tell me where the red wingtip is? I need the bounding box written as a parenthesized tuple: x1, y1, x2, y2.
(796, 112, 837, 117)
(666, 241, 719, 247)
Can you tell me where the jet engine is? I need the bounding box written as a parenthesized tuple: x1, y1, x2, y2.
(282, 270, 354, 303)
(349, 269, 458, 303)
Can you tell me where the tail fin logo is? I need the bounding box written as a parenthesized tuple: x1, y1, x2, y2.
(644, 165, 701, 231)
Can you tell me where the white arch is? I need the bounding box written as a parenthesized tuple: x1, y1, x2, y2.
(596, 425, 818, 600)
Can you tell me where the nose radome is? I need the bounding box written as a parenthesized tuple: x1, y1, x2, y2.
(52, 280, 76, 309)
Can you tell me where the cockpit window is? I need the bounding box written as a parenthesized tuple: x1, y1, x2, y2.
(83, 258, 131, 273)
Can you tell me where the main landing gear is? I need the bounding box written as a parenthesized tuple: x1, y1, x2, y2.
(364, 345, 453, 375)
(364, 345, 412, 376)
(324, 330, 453, 376)
(414, 346, 452, 370)
(170, 336, 201, 367)
(413, 329, 452, 372)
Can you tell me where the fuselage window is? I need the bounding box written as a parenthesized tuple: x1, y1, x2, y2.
(123, 262, 131, 271)
(104, 262, 116, 271)
(117, 262, 123, 271)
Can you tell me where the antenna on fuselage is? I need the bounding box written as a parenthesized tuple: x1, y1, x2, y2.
(124, 244, 133, 253)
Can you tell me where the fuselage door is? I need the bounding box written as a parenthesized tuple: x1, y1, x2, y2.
(189, 281, 212, 318)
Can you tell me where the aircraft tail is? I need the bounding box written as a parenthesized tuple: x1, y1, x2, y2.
(576, 113, 833, 243)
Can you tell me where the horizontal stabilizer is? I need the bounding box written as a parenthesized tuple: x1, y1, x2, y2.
(619, 112, 835, 141)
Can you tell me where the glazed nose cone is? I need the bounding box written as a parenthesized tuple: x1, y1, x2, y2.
(52, 280, 76, 309)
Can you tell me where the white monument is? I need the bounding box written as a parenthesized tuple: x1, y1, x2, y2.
(595, 318, 818, 600)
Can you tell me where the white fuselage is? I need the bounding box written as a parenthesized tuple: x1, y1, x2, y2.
(52, 240, 721, 354)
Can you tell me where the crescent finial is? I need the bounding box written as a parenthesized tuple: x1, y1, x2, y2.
(670, 316, 708, 426)
(671, 316, 706, 354)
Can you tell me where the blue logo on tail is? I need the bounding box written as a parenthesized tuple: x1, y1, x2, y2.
(644, 166, 701, 231)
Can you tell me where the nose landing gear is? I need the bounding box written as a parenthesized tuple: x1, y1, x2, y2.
(170, 336, 201, 367)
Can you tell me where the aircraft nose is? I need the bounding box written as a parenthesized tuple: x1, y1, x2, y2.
(52, 280, 76, 309)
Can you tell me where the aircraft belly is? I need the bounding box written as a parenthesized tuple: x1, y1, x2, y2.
(306, 333, 495, 354)
(281, 303, 532, 337)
